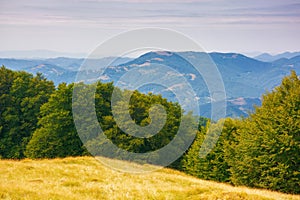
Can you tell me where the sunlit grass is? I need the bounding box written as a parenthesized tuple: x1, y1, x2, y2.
(0, 157, 299, 200)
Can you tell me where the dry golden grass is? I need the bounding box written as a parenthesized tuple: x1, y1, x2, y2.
(0, 157, 299, 200)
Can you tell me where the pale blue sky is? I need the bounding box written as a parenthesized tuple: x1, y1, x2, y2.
(1, 0, 299, 55)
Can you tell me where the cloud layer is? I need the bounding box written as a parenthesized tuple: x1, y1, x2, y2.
(0, 0, 299, 54)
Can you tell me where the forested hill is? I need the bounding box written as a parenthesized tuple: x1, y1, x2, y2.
(0, 66, 299, 194)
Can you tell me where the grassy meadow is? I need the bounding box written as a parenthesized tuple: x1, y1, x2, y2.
(0, 157, 299, 200)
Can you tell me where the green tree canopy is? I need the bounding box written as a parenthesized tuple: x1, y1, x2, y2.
(182, 118, 240, 182)
(25, 83, 87, 158)
(229, 71, 300, 194)
(0, 66, 54, 158)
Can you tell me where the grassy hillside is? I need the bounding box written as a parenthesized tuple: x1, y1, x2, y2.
(0, 157, 299, 200)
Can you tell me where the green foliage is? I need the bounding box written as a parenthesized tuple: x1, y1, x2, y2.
(1, 66, 299, 194)
(25, 83, 87, 158)
(182, 118, 239, 183)
(25, 80, 187, 162)
(86, 85, 190, 166)
(228, 71, 300, 194)
(108, 90, 182, 153)
(182, 71, 300, 194)
(0, 66, 54, 158)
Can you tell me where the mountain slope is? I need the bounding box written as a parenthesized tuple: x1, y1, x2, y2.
(0, 157, 299, 200)
(0, 56, 132, 84)
(102, 51, 291, 99)
(24, 63, 78, 84)
(99, 51, 300, 118)
(255, 52, 300, 62)
(1, 52, 299, 118)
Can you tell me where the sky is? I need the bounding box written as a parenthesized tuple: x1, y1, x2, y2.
(0, 0, 300, 56)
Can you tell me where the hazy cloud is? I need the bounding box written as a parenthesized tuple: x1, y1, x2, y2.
(0, 0, 299, 53)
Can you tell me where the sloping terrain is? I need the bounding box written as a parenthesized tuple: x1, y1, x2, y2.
(0, 157, 299, 200)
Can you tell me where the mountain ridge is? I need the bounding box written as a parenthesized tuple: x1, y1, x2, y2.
(1, 51, 299, 119)
(255, 51, 300, 62)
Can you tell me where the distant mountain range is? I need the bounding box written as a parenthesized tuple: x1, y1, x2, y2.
(254, 51, 300, 62)
(1, 51, 299, 119)
(0, 57, 132, 84)
(0, 50, 87, 59)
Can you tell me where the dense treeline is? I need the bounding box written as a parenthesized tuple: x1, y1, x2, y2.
(0, 66, 188, 163)
(181, 71, 300, 194)
(0, 66, 54, 158)
(0, 66, 299, 194)
(25, 83, 88, 158)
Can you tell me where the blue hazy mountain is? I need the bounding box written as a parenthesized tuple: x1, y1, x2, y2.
(1, 52, 299, 119)
(100, 51, 298, 98)
(255, 52, 300, 62)
(24, 63, 78, 84)
(200, 97, 262, 119)
(0, 57, 132, 71)
(272, 55, 300, 67)
(0, 50, 86, 59)
(98, 51, 299, 118)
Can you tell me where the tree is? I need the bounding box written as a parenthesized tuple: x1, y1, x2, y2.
(229, 71, 300, 194)
(90, 89, 183, 153)
(182, 118, 239, 182)
(0, 67, 54, 158)
(25, 83, 87, 158)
